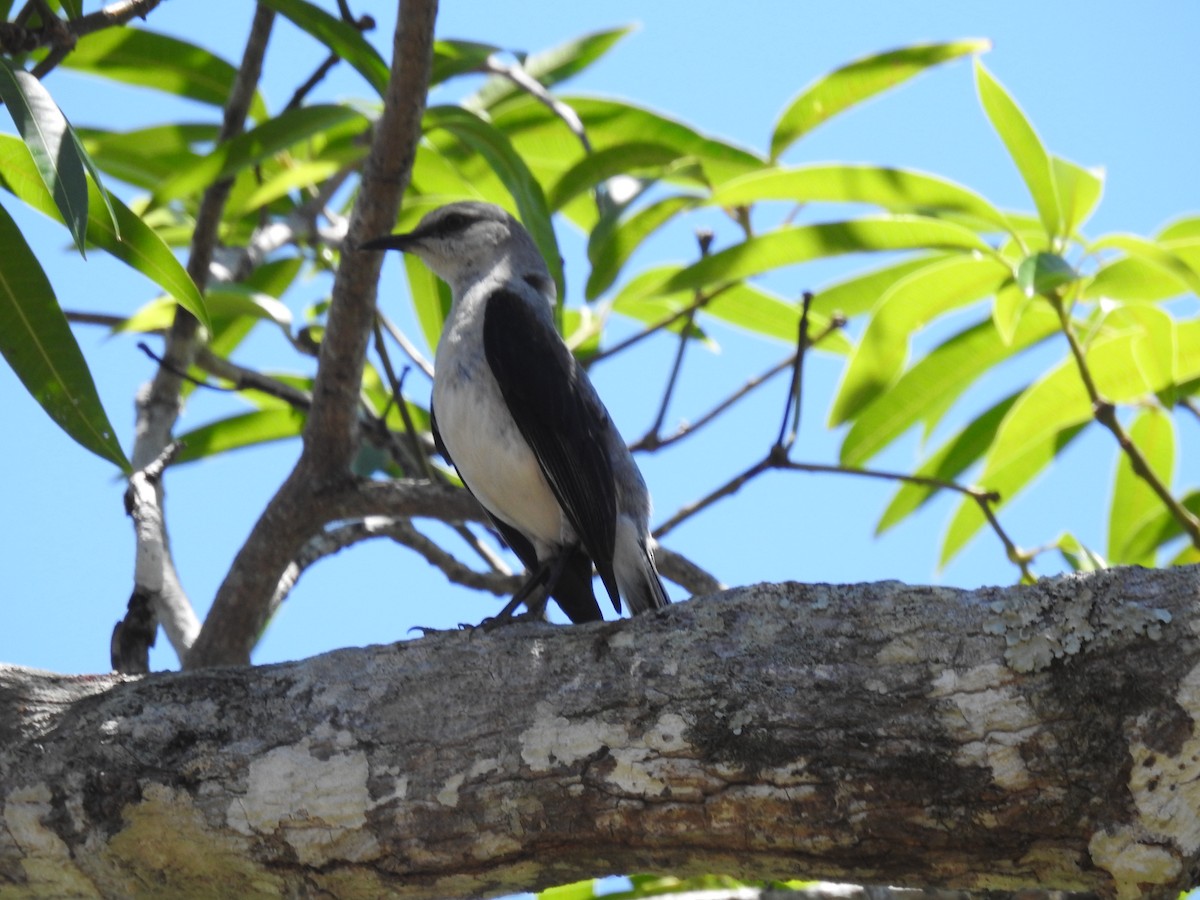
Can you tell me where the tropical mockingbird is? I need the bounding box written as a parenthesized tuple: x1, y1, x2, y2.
(363, 201, 670, 623)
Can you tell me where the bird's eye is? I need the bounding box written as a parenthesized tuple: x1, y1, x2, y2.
(436, 212, 470, 234)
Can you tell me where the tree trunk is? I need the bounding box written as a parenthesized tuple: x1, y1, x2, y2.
(3, 566, 1199, 899)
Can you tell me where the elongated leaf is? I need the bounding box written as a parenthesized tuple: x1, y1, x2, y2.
(1083, 257, 1183, 304)
(586, 194, 699, 300)
(152, 105, 369, 205)
(770, 39, 989, 160)
(232, 157, 350, 215)
(175, 408, 307, 464)
(63, 28, 268, 122)
(117, 285, 291, 337)
(975, 60, 1060, 238)
(1052, 156, 1104, 238)
(1158, 217, 1200, 242)
(1121, 491, 1200, 565)
(0, 134, 209, 329)
(1088, 232, 1200, 298)
(424, 105, 563, 300)
(1057, 534, 1108, 573)
(78, 123, 213, 189)
(841, 305, 1058, 467)
(661, 216, 993, 298)
(1108, 407, 1175, 565)
(0, 200, 129, 471)
(546, 142, 684, 210)
(405, 251, 452, 353)
(467, 27, 634, 111)
(709, 164, 1016, 237)
(0, 59, 89, 253)
(1101, 304, 1176, 393)
(260, 0, 389, 95)
(876, 392, 1020, 534)
(830, 254, 1010, 425)
(431, 40, 501, 85)
(810, 255, 949, 320)
(493, 95, 764, 187)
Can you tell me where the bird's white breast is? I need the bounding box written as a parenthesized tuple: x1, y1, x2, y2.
(432, 289, 568, 554)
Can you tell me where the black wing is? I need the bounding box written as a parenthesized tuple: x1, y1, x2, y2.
(431, 406, 603, 623)
(482, 288, 621, 612)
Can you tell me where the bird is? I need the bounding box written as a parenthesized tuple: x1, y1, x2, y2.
(362, 201, 670, 624)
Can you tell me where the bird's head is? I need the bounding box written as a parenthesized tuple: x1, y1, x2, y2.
(362, 201, 547, 296)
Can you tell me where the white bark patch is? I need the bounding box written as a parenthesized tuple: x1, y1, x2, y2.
(930, 664, 1039, 790)
(225, 736, 377, 865)
(1089, 827, 1180, 900)
(437, 773, 465, 807)
(3, 783, 98, 895)
(519, 710, 628, 771)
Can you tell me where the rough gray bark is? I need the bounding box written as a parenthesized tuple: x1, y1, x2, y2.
(3, 566, 1200, 899)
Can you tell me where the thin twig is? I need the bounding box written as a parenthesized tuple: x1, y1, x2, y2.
(480, 57, 591, 155)
(377, 311, 435, 379)
(590, 282, 735, 365)
(774, 290, 813, 453)
(1053, 298, 1200, 550)
(372, 322, 433, 480)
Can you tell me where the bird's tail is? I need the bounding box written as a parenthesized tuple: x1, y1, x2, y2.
(613, 517, 670, 615)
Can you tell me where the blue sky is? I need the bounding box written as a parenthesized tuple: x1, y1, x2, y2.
(2, 2, 1198, 674)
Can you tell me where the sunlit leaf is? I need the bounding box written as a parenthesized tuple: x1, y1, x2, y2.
(63, 28, 268, 122)
(546, 142, 684, 211)
(1057, 533, 1108, 573)
(175, 408, 308, 464)
(841, 304, 1058, 467)
(1108, 407, 1175, 565)
(431, 39, 501, 85)
(0, 135, 209, 329)
(876, 392, 1020, 534)
(586, 194, 699, 300)
(709, 164, 1015, 237)
(1052, 156, 1104, 238)
(0, 59, 89, 253)
(261, 0, 389, 95)
(405, 252, 452, 354)
(1083, 256, 1184, 303)
(770, 39, 989, 160)
(1120, 490, 1200, 566)
(830, 253, 1010, 425)
(152, 104, 370, 205)
(0, 200, 129, 471)
(1157, 216, 1200, 242)
(1088, 232, 1200, 298)
(975, 60, 1060, 238)
(425, 105, 562, 300)
(467, 26, 635, 111)
(810, 254, 950, 320)
(662, 216, 993, 298)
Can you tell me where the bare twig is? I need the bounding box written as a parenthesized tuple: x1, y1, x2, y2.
(774, 291, 813, 453)
(479, 57, 591, 155)
(1053, 298, 1200, 550)
(378, 312, 435, 379)
(590, 283, 735, 365)
(3, 0, 162, 67)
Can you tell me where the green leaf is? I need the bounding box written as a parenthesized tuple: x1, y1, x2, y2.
(974, 60, 1060, 238)
(841, 304, 1058, 467)
(546, 142, 685, 211)
(1121, 491, 1200, 566)
(260, 0, 389, 95)
(1083, 256, 1185, 304)
(0, 59, 89, 254)
(78, 123, 213, 190)
(152, 104, 370, 205)
(1157, 216, 1200, 242)
(810, 254, 951, 320)
(991, 280, 1031, 345)
(424, 105, 563, 301)
(1108, 407, 1175, 565)
(431, 40, 501, 85)
(586, 194, 699, 300)
(117, 285, 291, 337)
(830, 254, 1010, 425)
(1100, 304, 1176, 393)
(709, 164, 1016, 237)
(1057, 533, 1108, 573)
(1051, 156, 1104, 238)
(175, 408, 307, 464)
(0, 200, 129, 471)
(1015, 251, 1077, 298)
(0, 134, 209, 330)
(876, 392, 1020, 534)
(770, 39, 989, 160)
(538, 880, 599, 900)
(1088, 232, 1200, 298)
(661, 216, 993, 298)
(493, 95, 764, 187)
(467, 26, 634, 111)
(63, 28, 268, 122)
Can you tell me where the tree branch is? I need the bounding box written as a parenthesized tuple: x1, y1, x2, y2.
(5, 566, 1200, 899)
(186, 0, 439, 668)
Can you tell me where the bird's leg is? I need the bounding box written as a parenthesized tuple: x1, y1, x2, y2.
(483, 550, 574, 627)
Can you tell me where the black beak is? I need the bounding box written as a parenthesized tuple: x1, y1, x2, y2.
(360, 232, 416, 253)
